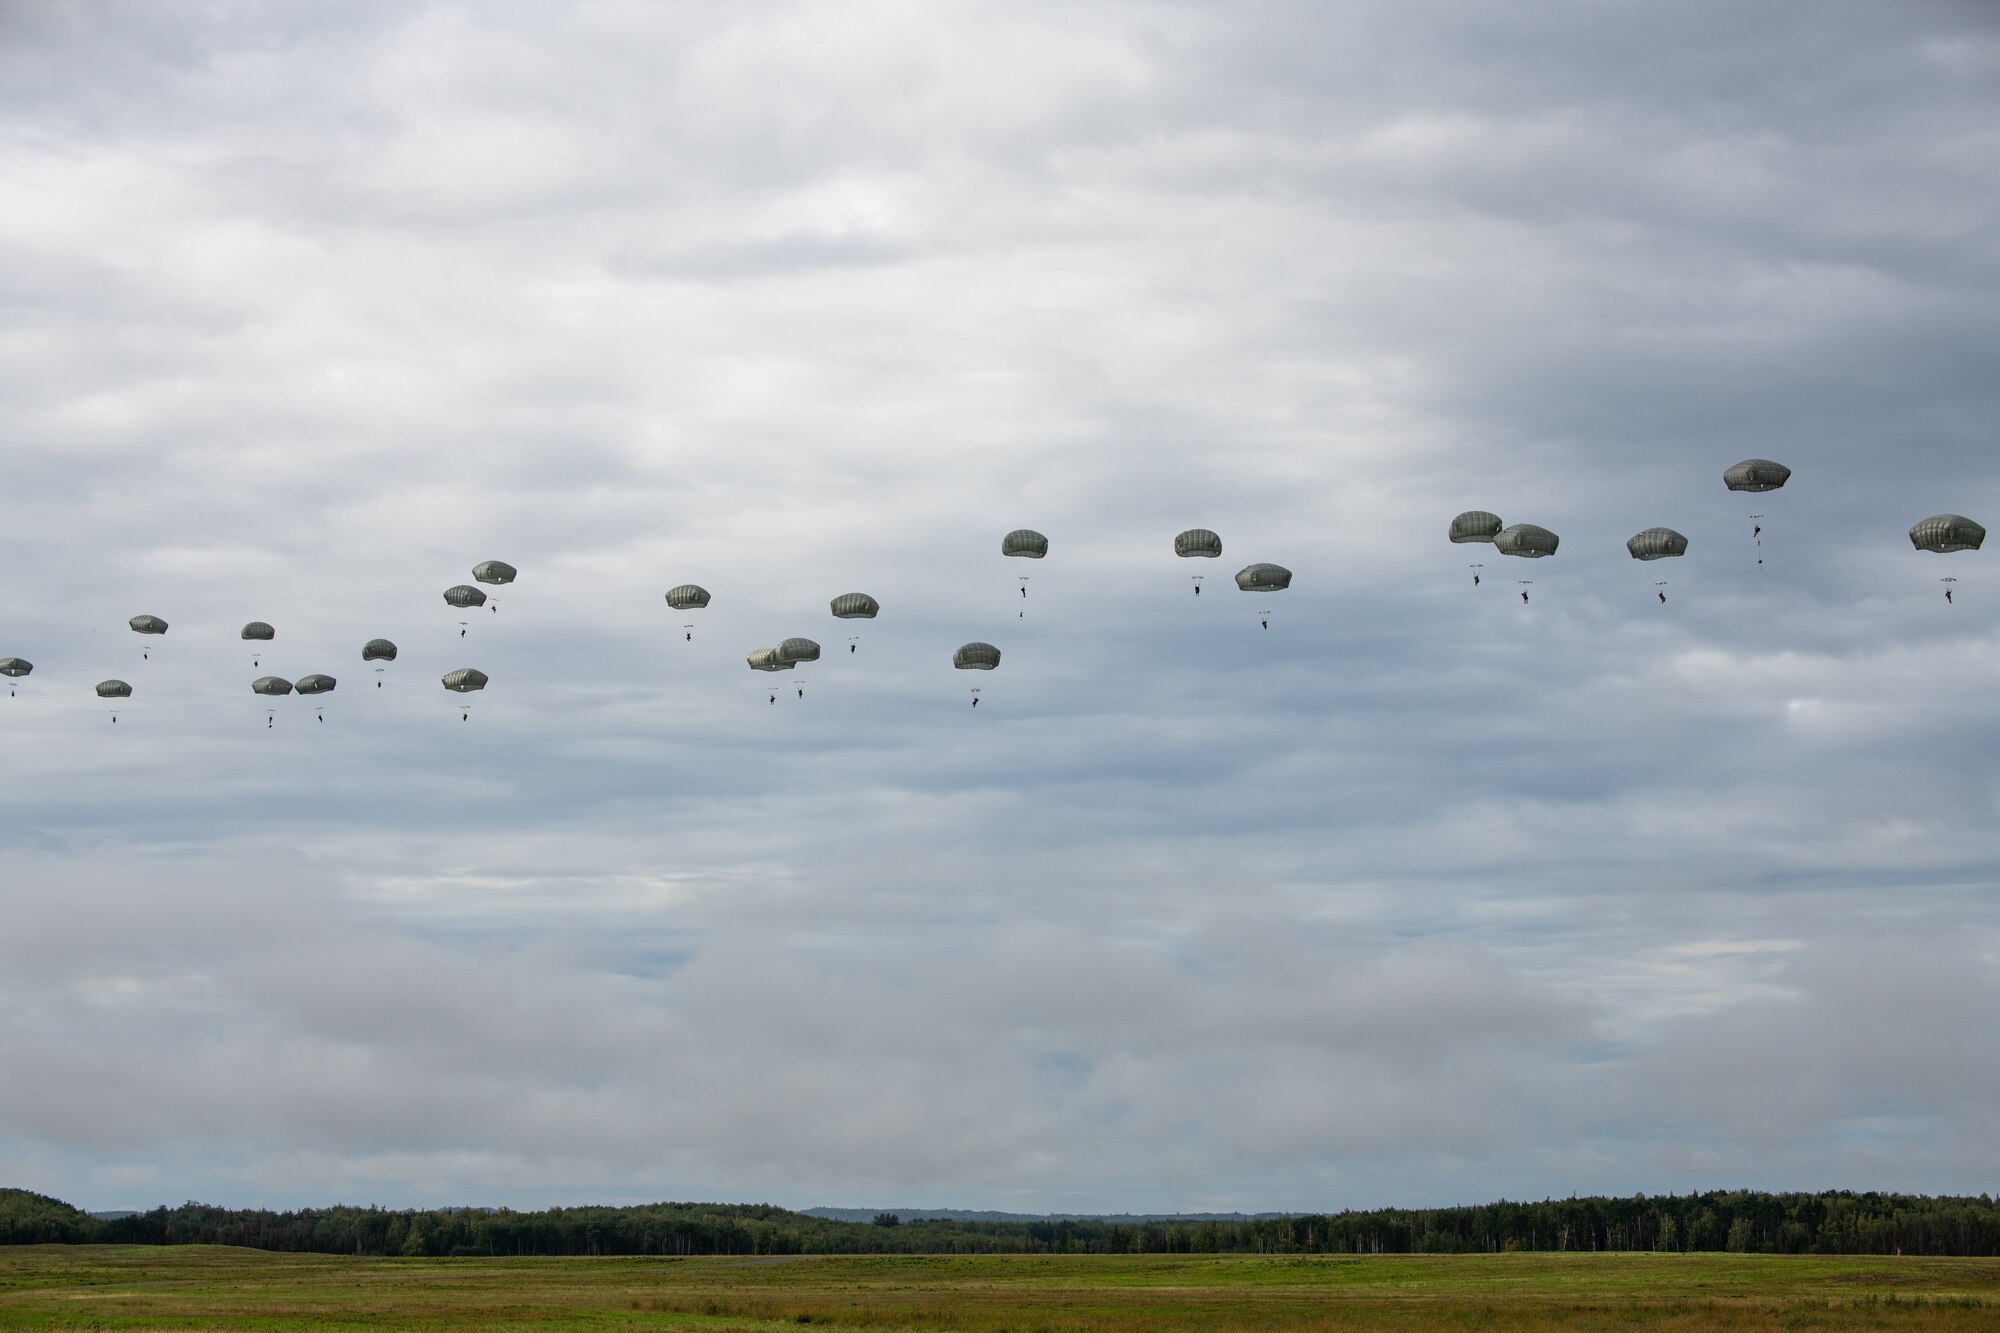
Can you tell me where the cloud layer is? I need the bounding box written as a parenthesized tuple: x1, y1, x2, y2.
(2, 0, 1998, 1211)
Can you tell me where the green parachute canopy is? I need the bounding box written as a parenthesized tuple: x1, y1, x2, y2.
(1910, 515, 1986, 553)
(472, 560, 517, 585)
(295, 674, 337, 695)
(361, 639, 398, 662)
(747, 647, 794, 672)
(1174, 529, 1223, 558)
(96, 679, 133, 698)
(830, 593, 880, 619)
(129, 614, 168, 635)
(1724, 459, 1791, 493)
(1627, 528, 1689, 560)
(441, 667, 489, 693)
(665, 584, 712, 610)
(1234, 563, 1292, 591)
(0, 658, 32, 678)
(251, 676, 294, 696)
(1002, 529, 1048, 559)
(1449, 511, 1503, 544)
(953, 642, 1001, 670)
(241, 622, 275, 641)
(443, 585, 487, 609)
(1494, 524, 1559, 558)
(777, 637, 821, 663)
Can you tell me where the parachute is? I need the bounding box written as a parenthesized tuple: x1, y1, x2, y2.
(665, 584, 712, 610)
(1626, 528, 1688, 560)
(297, 673, 335, 721)
(830, 593, 880, 619)
(1002, 530, 1048, 559)
(251, 676, 295, 696)
(1449, 512, 1503, 544)
(1724, 459, 1791, 492)
(1910, 515, 1986, 553)
(1235, 563, 1292, 591)
(747, 647, 795, 672)
(1494, 524, 1559, 558)
(0, 657, 31, 697)
(1174, 529, 1223, 558)
(443, 585, 487, 609)
(472, 560, 517, 585)
(362, 639, 398, 661)
(128, 614, 167, 660)
(96, 678, 131, 722)
(777, 638, 821, 663)
(953, 642, 1001, 670)
(442, 666, 487, 721)
(242, 621, 275, 666)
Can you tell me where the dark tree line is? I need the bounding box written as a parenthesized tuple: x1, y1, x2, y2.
(7, 1188, 1999, 1257)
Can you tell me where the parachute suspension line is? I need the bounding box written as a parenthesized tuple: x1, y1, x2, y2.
(1191, 575, 1204, 596)
(1942, 576, 1958, 606)
(1469, 563, 1483, 588)
(1519, 580, 1533, 606)
(683, 624, 695, 643)
(969, 686, 981, 709)
(1654, 581, 1668, 605)
(458, 620, 470, 638)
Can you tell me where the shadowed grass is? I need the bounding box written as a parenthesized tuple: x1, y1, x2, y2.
(3, 1246, 1999, 1330)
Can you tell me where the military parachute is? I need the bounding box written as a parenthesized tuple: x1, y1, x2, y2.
(0, 657, 31, 697)
(1449, 512, 1503, 544)
(1910, 515, 1986, 553)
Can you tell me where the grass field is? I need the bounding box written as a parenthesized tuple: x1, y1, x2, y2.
(4, 1245, 1999, 1331)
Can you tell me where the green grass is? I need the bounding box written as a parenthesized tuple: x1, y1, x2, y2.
(3, 1246, 1998, 1330)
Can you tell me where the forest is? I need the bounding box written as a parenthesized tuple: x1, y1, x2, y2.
(6, 1187, 1999, 1258)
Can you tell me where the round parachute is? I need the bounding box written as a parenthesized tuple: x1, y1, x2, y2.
(241, 622, 275, 641)
(1449, 512, 1504, 544)
(747, 647, 795, 672)
(953, 642, 1001, 670)
(1627, 528, 1689, 560)
(830, 593, 880, 619)
(1724, 459, 1791, 493)
(362, 639, 398, 662)
(251, 676, 294, 696)
(443, 585, 487, 609)
(777, 637, 821, 663)
(296, 674, 336, 695)
(1174, 529, 1223, 558)
(1910, 515, 1986, 553)
(0, 658, 32, 678)
(96, 679, 133, 698)
(665, 584, 712, 610)
(442, 667, 489, 693)
(1001, 530, 1048, 559)
(1234, 563, 1292, 591)
(129, 615, 168, 635)
(472, 560, 517, 585)
(1494, 524, 1560, 558)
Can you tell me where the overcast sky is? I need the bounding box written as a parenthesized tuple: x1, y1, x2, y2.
(4, 0, 1999, 1215)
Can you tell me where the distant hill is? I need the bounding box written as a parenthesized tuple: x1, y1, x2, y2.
(88, 1210, 143, 1221)
(805, 1207, 1290, 1224)
(0, 1188, 101, 1244)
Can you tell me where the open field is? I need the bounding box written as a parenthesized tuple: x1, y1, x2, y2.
(4, 1246, 2000, 1331)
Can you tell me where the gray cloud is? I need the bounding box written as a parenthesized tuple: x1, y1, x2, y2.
(3, 0, 1998, 1211)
